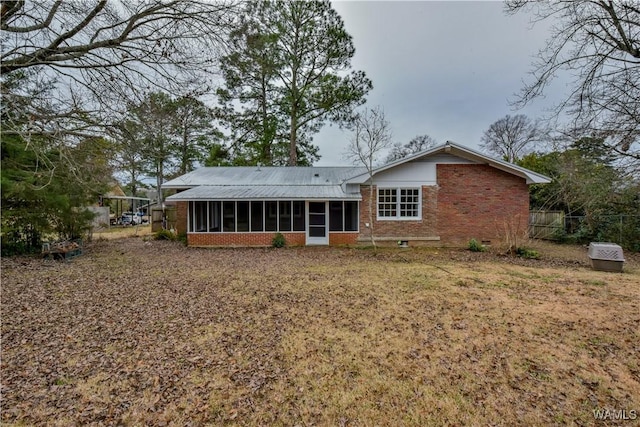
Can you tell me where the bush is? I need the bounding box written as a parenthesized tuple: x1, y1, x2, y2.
(155, 229, 177, 241)
(272, 232, 286, 248)
(468, 238, 486, 252)
(177, 232, 188, 245)
(1, 227, 43, 257)
(516, 247, 540, 259)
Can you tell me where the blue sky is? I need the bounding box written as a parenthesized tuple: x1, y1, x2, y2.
(315, 1, 567, 165)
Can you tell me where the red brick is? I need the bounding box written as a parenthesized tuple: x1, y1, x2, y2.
(188, 232, 359, 247)
(175, 202, 187, 235)
(358, 164, 529, 246)
(188, 232, 305, 247)
(359, 185, 438, 244)
(329, 233, 359, 246)
(436, 164, 529, 246)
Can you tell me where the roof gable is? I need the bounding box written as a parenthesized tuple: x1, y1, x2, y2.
(344, 141, 551, 185)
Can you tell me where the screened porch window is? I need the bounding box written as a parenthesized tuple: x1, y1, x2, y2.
(208, 201, 221, 232)
(190, 201, 307, 233)
(237, 201, 249, 232)
(265, 201, 277, 231)
(329, 201, 359, 231)
(223, 201, 235, 232)
(193, 201, 207, 232)
(293, 201, 305, 231)
(250, 201, 263, 231)
(279, 201, 291, 231)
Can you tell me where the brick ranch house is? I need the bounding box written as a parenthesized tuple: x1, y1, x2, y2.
(162, 142, 550, 247)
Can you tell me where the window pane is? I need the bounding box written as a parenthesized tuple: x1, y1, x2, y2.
(188, 201, 194, 232)
(344, 201, 358, 231)
(237, 201, 249, 232)
(265, 201, 277, 231)
(209, 201, 221, 232)
(251, 201, 263, 232)
(400, 188, 419, 217)
(378, 188, 397, 218)
(293, 201, 305, 231)
(194, 201, 207, 232)
(309, 214, 325, 226)
(309, 226, 326, 237)
(279, 201, 292, 231)
(309, 202, 325, 214)
(329, 201, 343, 231)
(223, 201, 235, 232)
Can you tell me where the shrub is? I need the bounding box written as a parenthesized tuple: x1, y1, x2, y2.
(516, 247, 540, 259)
(1, 227, 43, 257)
(177, 232, 188, 245)
(155, 229, 177, 241)
(272, 232, 286, 248)
(468, 238, 486, 252)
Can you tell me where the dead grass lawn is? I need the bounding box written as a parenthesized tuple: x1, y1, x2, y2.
(2, 239, 639, 426)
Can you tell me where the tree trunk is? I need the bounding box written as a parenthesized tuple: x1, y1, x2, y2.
(368, 177, 376, 251)
(156, 162, 163, 206)
(289, 60, 298, 166)
(260, 74, 272, 165)
(181, 126, 188, 175)
(289, 105, 298, 166)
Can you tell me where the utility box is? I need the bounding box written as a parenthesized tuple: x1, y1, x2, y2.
(588, 242, 625, 272)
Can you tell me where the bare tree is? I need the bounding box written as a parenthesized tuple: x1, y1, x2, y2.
(346, 106, 393, 249)
(1, 1, 236, 92)
(480, 114, 543, 162)
(1, 0, 237, 184)
(385, 134, 437, 163)
(506, 1, 640, 162)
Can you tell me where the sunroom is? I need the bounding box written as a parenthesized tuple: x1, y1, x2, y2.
(185, 198, 359, 246)
(163, 166, 363, 246)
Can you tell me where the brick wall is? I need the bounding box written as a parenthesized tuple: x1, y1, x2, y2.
(436, 164, 529, 245)
(175, 201, 188, 235)
(359, 185, 439, 242)
(187, 232, 358, 247)
(329, 233, 359, 246)
(188, 232, 306, 247)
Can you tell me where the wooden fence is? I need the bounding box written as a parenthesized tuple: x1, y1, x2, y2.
(151, 207, 176, 232)
(529, 210, 564, 240)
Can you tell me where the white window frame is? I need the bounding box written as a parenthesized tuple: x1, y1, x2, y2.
(377, 187, 421, 220)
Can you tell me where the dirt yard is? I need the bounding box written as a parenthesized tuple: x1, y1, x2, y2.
(2, 239, 639, 426)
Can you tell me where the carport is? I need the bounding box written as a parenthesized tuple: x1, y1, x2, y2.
(99, 195, 152, 227)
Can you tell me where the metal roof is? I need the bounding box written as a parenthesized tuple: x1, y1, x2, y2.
(163, 166, 366, 189)
(101, 195, 151, 201)
(163, 143, 551, 203)
(163, 166, 365, 201)
(165, 185, 361, 201)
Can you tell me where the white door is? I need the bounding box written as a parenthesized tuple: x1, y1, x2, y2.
(306, 201, 328, 245)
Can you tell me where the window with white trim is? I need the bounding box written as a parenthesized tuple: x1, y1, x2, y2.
(377, 188, 420, 219)
(378, 188, 397, 217)
(400, 188, 419, 217)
